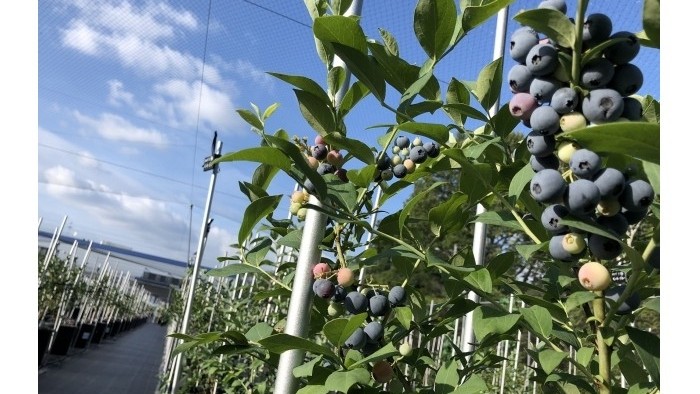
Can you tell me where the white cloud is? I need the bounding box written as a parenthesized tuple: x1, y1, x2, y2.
(73, 110, 169, 147)
(107, 79, 135, 107)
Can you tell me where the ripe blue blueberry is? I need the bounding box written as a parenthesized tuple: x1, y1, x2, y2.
(564, 179, 601, 214)
(311, 144, 328, 160)
(344, 291, 368, 314)
(595, 214, 629, 237)
(583, 13, 613, 45)
(603, 31, 641, 65)
(423, 142, 440, 158)
(388, 286, 406, 307)
(376, 155, 391, 171)
(364, 321, 384, 343)
(582, 89, 624, 123)
(392, 164, 408, 179)
(332, 285, 348, 303)
(530, 154, 560, 172)
(588, 234, 622, 260)
(541, 204, 570, 234)
(510, 27, 540, 64)
(550, 87, 579, 114)
(530, 106, 561, 135)
(409, 146, 428, 164)
(538, 0, 567, 13)
(581, 58, 615, 89)
(508, 64, 534, 93)
(530, 168, 567, 203)
(605, 285, 641, 315)
(369, 294, 391, 317)
(549, 234, 583, 262)
(620, 179, 654, 212)
(317, 162, 336, 175)
(526, 44, 559, 76)
(621, 97, 643, 121)
(592, 167, 626, 198)
(530, 76, 562, 104)
(395, 136, 410, 149)
(569, 148, 601, 179)
(344, 328, 367, 349)
(621, 207, 648, 225)
(526, 131, 556, 157)
(608, 63, 644, 96)
(313, 279, 335, 299)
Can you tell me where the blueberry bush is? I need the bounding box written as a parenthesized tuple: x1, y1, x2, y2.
(167, 0, 660, 393)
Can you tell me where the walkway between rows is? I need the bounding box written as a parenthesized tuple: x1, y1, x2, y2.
(39, 322, 169, 394)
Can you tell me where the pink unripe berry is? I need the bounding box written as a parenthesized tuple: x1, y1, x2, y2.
(291, 191, 305, 204)
(314, 135, 326, 145)
(578, 261, 612, 291)
(313, 263, 331, 279)
(326, 150, 344, 167)
(307, 156, 319, 170)
(337, 267, 355, 287)
(403, 159, 416, 174)
(509, 93, 539, 120)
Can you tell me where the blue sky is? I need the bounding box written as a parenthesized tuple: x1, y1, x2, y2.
(35, 0, 661, 276)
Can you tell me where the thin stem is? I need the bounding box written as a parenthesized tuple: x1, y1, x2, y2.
(593, 291, 611, 394)
(571, 0, 589, 87)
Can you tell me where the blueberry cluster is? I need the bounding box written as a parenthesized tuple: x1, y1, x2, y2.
(506, 1, 655, 266)
(508, 1, 645, 140)
(312, 266, 407, 354)
(302, 135, 349, 194)
(289, 189, 310, 220)
(375, 135, 439, 181)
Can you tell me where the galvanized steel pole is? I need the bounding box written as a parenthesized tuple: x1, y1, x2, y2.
(273, 2, 363, 393)
(461, 4, 510, 357)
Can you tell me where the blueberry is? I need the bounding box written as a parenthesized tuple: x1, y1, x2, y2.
(608, 64, 644, 96)
(313, 279, 335, 299)
(509, 92, 539, 120)
(582, 89, 624, 123)
(508, 64, 534, 93)
(538, 0, 567, 13)
(317, 162, 336, 175)
(395, 136, 410, 149)
(549, 234, 583, 261)
(376, 155, 391, 171)
(388, 286, 406, 306)
(621, 207, 648, 225)
(363, 321, 384, 343)
(526, 131, 556, 157)
(369, 294, 391, 317)
(530, 106, 561, 135)
(344, 291, 368, 314)
(588, 234, 622, 260)
(550, 87, 579, 114)
(621, 97, 643, 121)
(311, 144, 328, 160)
(392, 164, 408, 178)
(583, 13, 613, 45)
(592, 167, 626, 198)
(530, 76, 562, 103)
(541, 204, 570, 234)
(569, 148, 601, 179)
(620, 179, 655, 211)
(581, 58, 615, 89)
(526, 44, 559, 76)
(303, 178, 316, 194)
(380, 168, 394, 181)
(603, 31, 641, 65)
(423, 142, 440, 158)
(530, 154, 560, 172)
(409, 146, 428, 164)
(596, 213, 629, 237)
(332, 285, 348, 303)
(510, 27, 540, 64)
(564, 179, 601, 214)
(605, 285, 641, 315)
(344, 328, 367, 349)
(530, 168, 567, 203)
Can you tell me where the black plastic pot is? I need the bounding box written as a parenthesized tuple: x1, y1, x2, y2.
(73, 323, 95, 348)
(38, 327, 53, 365)
(49, 325, 78, 356)
(91, 322, 108, 344)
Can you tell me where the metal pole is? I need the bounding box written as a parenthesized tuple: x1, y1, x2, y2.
(169, 137, 222, 394)
(272, 2, 363, 392)
(460, 4, 509, 357)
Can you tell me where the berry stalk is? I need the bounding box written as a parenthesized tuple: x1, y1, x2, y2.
(571, 0, 589, 88)
(592, 291, 611, 394)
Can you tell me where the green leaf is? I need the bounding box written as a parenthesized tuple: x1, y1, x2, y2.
(323, 318, 350, 348)
(400, 62, 437, 105)
(338, 81, 370, 117)
(462, 0, 515, 33)
(474, 210, 522, 231)
(513, 8, 576, 48)
(238, 195, 282, 245)
(251, 164, 280, 191)
(641, 296, 659, 313)
(465, 268, 492, 294)
(414, 0, 457, 59)
(474, 57, 503, 111)
(294, 89, 336, 136)
(399, 181, 445, 238)
(294, 355, 323, 378)
(397, 121, 449, 144)
(509, 164, 535, 198)
(517, 294, 568, 323)
(486, 251, 516, 281)
(322, 132, 375, 164)
(348, 343, 399, 369)
(236, 109, 264, 130)
(331, 43, 386, 101)
(642, 160, 660, 195)
(262, 102, 279, 121)
(454, 374, 488, 393)
(267, 135, 327, 198)
(576, 346, 595, 368)
(207, 263, 263, 277)
(277, 229, 303, 250)
(312, 15, 367, 53)
(428, 192, 470, 237)
(539, 349, 568, 374)
(324, 368, 371, 393)
(563, 122, 659, 164)
(565, 291, 596, 313)
(640, 95, 660, 123)
(582, 37, 629, 65)
(444, 78, 471, 125)
(346, 165, 376, 189)
(394, 306, 413, 330)
(246, 237, 273, 266)
(642, 0, 660, 48)
(443, 103, 489, 122)
(328, 66, 346, 100)
(472, 305, 521, 342)
(338, 313, 368, 348)
(520, 305, 553, 338)
(486, 102, 521, 138)
(626, 326, 660, 387)
(258, 333, 339, 362)
(215, 147, 290, 171)
(379, 28, 399, 56)
(245, 322, 274, 342)
(434, 359, 459, 394)
(269, 73, 331, 106)
(514, 242, 548, 261)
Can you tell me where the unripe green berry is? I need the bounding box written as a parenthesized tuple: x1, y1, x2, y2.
(328, 302, 343, 317)
(596, 199, 621, 216)
(557, 142, 579, 164)
(290, 202, 302, 215)
(399, 342, 413, 357)
(391, 155, 402, 166)
(559, 112, 587, 132)
(297, 207, 307, 220)
(412, 137, 423, 147)
(561, 233, 586, 254)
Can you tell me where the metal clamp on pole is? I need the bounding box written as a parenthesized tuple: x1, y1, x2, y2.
(169, 133, 222, 394)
